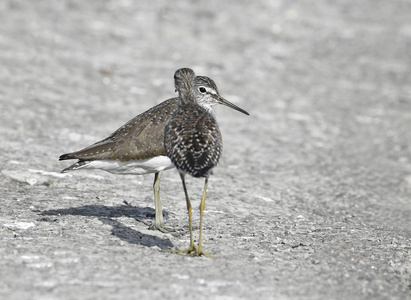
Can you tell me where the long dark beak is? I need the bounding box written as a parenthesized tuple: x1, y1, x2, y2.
(214, 95, 249, 116)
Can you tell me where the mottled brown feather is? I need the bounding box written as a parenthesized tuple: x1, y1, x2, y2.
(59, 98, 178, 162)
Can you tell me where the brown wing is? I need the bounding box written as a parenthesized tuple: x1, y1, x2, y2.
(60, 98, 178, 162)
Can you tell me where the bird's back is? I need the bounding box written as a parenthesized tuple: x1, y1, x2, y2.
(60, 98, 179, 162)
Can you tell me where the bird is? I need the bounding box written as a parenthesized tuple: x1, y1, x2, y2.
(59, 75, 248, 233)
(164, 68, 249, 256)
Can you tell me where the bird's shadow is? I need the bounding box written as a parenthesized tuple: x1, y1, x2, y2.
(41, 205, 174, 250)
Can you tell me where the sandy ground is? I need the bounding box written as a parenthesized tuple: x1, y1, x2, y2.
(1, 0, 410, 299)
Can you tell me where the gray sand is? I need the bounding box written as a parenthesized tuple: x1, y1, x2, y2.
(1, 1, 410, 299)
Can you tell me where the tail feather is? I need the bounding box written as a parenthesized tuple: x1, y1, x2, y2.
(59, 153, 76, 161)
(61, 160, 90, 173)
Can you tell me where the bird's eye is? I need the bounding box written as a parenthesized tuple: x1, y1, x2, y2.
(198, 87, 207, 93)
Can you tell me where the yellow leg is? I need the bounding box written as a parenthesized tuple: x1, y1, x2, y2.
(182, 174, 196, 252)
(164, 173, 196, 254)
(197, 176, 212, 257)
(152, 171, 166, 231)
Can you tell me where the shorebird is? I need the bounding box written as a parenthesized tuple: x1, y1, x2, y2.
(59, 75, 248, 232)
(164, 68, 249, 256)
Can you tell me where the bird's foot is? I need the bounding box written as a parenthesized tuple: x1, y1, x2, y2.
(163, 246, 213, 258)
(190, 246, 213, 258)
(163, 244, 196, 255)
(149, 223, 167, 232)
(149, 222, 181, 234)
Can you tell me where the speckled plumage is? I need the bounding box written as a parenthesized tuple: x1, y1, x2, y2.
(165, 68, 248, 180)
(60, 98, 177, 165)
(165, 101, 222, 178)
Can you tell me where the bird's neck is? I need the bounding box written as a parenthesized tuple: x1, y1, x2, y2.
(178, 89, 197, 106)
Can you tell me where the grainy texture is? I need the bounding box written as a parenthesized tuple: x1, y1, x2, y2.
(1, 1, 410, 300)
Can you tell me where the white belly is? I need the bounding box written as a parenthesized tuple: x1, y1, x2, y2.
(81, 156, 174, 175)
